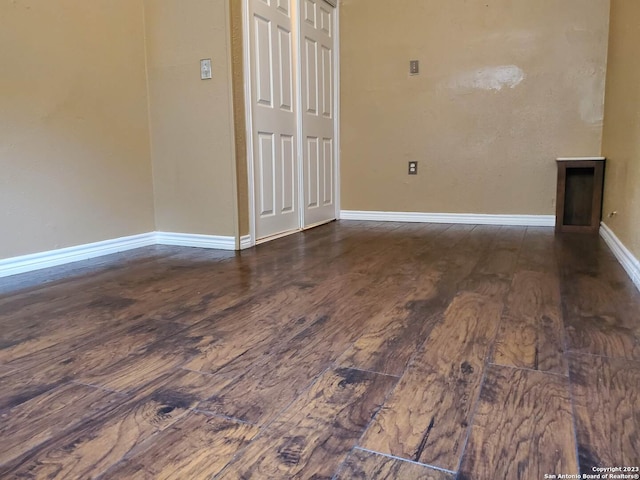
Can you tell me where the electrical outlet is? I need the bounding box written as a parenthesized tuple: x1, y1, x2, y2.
(409, 60, 419, 75)
(408, 161, 418, 175)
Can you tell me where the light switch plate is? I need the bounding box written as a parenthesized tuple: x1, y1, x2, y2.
(201, 59, 212, 80)
(408, 161, 418, 175)
(409, 60, 419, 75)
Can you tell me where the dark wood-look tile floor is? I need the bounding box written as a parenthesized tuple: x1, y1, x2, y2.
(1, 221, 639, 479)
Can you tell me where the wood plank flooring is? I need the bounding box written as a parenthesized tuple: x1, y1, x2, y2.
(1, 221, 639, 479)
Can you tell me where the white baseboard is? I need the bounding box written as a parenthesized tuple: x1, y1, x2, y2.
(0, 211, 559, 280)
(240, 235, 253, 250)
(340, 210, 555, 227)
(0, 231, 244, 279)
(600, 222, 640, 291)
(0, 233, 156, 279)
(155, 232, 236, 251)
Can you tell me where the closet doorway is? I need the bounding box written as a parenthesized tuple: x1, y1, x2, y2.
(243, 0, 339, 244)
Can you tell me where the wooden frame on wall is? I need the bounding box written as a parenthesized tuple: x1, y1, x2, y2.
(555, 157, 606, 234)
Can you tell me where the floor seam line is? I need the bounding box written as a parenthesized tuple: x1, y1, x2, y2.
(487, 362, 569, 378)
(556, 237, 583, 476)
(354, 446, 458, 474)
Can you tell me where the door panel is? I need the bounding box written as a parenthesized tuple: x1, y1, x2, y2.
(276, 0, 289, 15)
(307, 137, 319, 208)
(257, 133, 275, 216)
(250, 0, 299, 239)
(322, 138, 333, 205)
(300, 0, 336, 227)
(321, 45, 332, 118)
(254, 15, 273, 107)
(277, 27, 293, 112)
(281, 134, 295, 213)
(304, 0, 316, 26)
(305, 38, 318, 115)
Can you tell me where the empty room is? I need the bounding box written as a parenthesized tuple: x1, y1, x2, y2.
(1, 0, 639, 479)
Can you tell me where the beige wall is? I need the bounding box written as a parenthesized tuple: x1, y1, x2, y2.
(145, 0, 238, 237)
(340, 0, 610, 215)
(5, 0, 634, 264)
(0, 0, 155, 259)
(601, 0, 640, 259)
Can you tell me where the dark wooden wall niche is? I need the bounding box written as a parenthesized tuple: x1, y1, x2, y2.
(555, 157, 605, 234)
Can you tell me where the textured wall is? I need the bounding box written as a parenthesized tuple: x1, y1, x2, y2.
(0, 0, 155, 259)
(601, 0, 640, 259)
(145, 0, 238, 237)
(339, 0, 610, 216)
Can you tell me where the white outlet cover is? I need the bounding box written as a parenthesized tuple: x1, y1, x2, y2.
(200, 59, 212, 79)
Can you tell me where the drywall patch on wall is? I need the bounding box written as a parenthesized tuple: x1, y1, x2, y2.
(449, 65, 525, 92)
(485, 30, 540, 46)
(578, 68, 606, 126)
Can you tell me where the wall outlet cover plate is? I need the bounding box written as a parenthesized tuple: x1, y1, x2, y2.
(201, 59, 212, 80)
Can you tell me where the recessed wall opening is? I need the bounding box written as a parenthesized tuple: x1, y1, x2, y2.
(563, 167, 596, 227)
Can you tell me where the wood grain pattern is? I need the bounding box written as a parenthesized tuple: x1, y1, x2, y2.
(360, 291, 504, 470)
(1, 327, 205, 411)
(180, 284, 325, 375)
(103, 412, 259, 479)
(0, 375, 205, 478)
(561, 267, 640, 361)
(569, 353, 640, 473)
(492, 271, 567, 374)
(136, 367, 235, 410)
(335, 292, 441, 376)
(196, 267, 431, 425)
(194, 311, 377, 425)
(335, 227, 484, 376)
(335, 225, 500, 378)
(179, 225, 448, 380)
(458, 364, 578, 480)
(0, 368, 66, 411)
(0, 383, 122, 466)
(0, 222, 638, 478)
(217, 367, 397, 479)
(179, 242, 413, 378)
(0, 223, 367, 370)
(557, 234, 640, 360)
(337, 225, 510, 375)
(516, 227, 559, 273)
(335, 449, 454, 480)
(471, 226, 525, 279)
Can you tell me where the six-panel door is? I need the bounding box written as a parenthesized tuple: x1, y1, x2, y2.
(250, 0, 336, 240)
(250, 0, 299, 240)
(300, 0, 336, 227)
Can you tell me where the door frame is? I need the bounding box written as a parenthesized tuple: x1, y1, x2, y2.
(241, 0, 340, 247)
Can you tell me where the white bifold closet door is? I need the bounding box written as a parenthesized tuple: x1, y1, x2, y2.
(249, 0, 336, 241)
(249, 0, 299, 240)
(299, 0, 335, 228)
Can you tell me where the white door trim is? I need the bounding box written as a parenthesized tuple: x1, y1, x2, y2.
(294, 0, 306, 230)
(242, 0, 257, 248)
(224, 0, 242, 250)
(333, 0, 341, 220)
